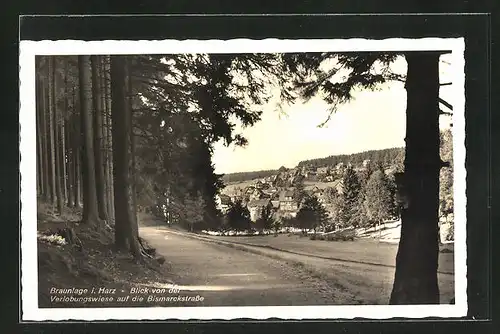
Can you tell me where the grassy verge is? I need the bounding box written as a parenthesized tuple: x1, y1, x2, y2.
(36, 200, 183, 308)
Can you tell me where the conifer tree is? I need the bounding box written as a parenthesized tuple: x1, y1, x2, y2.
(226, 199, 252, 232)
(296, 195, 330, 233)
(338, 165, 362, 227)
(364, 170, 393, 228)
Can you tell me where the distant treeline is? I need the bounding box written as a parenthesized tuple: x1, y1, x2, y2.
(297, 147, 405, 169)
(222, 169, 278, 183)
(222, 147, 405, 184)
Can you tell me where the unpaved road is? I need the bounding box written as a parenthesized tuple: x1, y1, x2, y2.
(140, 225, 346, 306)
(139, 225, 454, 306)
(202, 233, 454, 275)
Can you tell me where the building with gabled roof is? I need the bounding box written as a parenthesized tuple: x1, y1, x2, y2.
(247, 198, 272, 222)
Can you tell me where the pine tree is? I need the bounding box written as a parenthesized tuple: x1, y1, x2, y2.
(364, 170, 393, 228)
(296, 195, 330, 233)
(78, 55, 101, 226)
(339, 165, 362, 227)
(90, 55, 108, 221)
(292, 175, 307, 206)
(226, 199, 252, 232)
(279, 52, 445, 303)
(182, 192, 205, 232)
(47, 56, 57, 206)
(255, 204, 275, 231)
(110, 55, 141, 258)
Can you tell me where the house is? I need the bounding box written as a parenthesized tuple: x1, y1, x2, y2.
(216, 194, 232, 214)
(262, 187, 277, 198)
(325, 175, 335, 182)
(249, 188, 264, 201)
(269, 175, 278, 182)
(317, 191, 328, 204)
(331, 179, 344, 194)
(230, 195, 242, 203)
(310, 186, 320, 193)
(254, 180, 264, 189)
(278, 190, 298, 217)
(247, 198, 271, 222)
(281, 190, 294, 201)
(304, 170, 317, 178)
(317, 166, 330, 175)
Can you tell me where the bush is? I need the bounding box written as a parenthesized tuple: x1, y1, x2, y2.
(323, 228, 356, 242)
(309, 234, 317, 240)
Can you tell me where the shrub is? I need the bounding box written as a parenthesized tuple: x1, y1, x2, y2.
(326, 234, 336, 241)
(309, 234, 317, 240)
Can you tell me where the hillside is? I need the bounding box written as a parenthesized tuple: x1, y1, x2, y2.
(222, 169, 278, 183)
(297, 147, 404, 169)
(221, 147, 404, 184)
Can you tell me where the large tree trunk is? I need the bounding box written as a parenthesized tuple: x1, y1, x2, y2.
(127, 60, 139, 216)
(91, 55, 109, 221)
(40, 77, 50, 201)
(66, 111, 74, 207)
(47, 57, 57, 206)
(72, 85, 82, 209)
(105, 55, 115, 222)
(53, 58, 64, 214)
(389, 52, 441, 304)
(35, 68, 44, 196)
(100, 56, 111, 220)
(61, 59, 69, 206)
(78, 55, 101, 225)
(110, 56, 141, 258)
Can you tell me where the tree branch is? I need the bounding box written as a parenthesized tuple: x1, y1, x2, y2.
(439, 98, 453, 111)
(439, 109, 453, 116)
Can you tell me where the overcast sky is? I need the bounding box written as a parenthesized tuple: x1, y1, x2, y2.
(212, 55, 454, 174)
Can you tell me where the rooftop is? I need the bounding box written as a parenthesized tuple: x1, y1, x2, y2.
(247, 199, 271, 207)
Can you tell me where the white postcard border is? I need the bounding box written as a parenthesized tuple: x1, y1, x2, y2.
(20, 37, 467, 321)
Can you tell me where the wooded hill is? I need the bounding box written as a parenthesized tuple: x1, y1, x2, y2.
(297, 147, 405, 169)
(221, 147, 405, 183)
(222, 169, 278, 183)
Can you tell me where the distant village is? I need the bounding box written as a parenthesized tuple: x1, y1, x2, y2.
(217, 160, 393, 223)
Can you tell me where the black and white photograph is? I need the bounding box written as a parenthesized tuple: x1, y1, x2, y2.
(20, 38, 467, 320)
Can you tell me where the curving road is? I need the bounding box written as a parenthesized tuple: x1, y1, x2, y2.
(139, 223, 454, 306)
(139, 225, 344, 306)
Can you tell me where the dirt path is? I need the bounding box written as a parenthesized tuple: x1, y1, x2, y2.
(139, 225, 360, 306)
(139, 222, 455, 305)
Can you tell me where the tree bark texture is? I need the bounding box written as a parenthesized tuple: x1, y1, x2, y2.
(110, 56, 141, 258)
(91, 55, 108, 221)
(47, 57, 57, 205)
(78, 55, 101, 225)
(389, 52, 441, 304)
